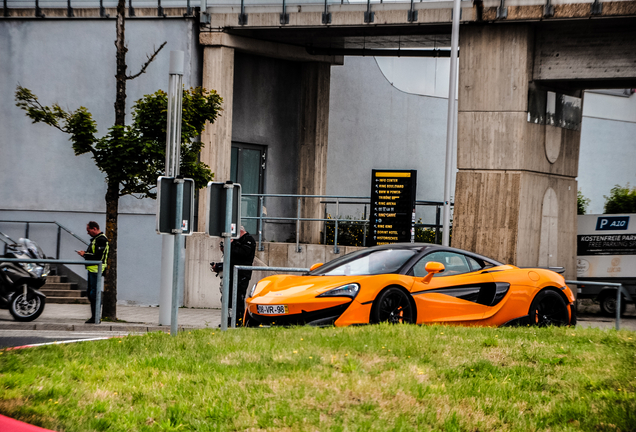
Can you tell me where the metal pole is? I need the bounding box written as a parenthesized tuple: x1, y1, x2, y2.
(56, 225, 61, 259)
(258, 195, 264, 251)
(94, 263, 103, 325)
(220, 184, 234, 331)
(616, 285, 622, 331)
(435, 206, 441, 244)
(170, 179, 184, 336)
(160, 51, 184, 328)
(296, 197, 301, 253)
(442, 0, 461, 247)
(334, 198, 340, 254)
(232, 266, 239, 328)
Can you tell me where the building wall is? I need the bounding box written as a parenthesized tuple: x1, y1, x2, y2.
(0, 18, 201, 305)
(579, 91, 636, 215)
(326, 57, 455, 225)
(231, 52, 303, 242)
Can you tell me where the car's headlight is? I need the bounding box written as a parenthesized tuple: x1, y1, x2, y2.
(249, 284, 257, 298)
(317, 283, 360, 299)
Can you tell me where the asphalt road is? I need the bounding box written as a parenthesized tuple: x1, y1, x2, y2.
(0, 329, 130, 349)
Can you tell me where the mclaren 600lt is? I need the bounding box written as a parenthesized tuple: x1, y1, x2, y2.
(245, 243, 576, 328)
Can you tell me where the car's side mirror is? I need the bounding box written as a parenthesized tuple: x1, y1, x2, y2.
(421, 261, 445, 284)
(309, 262, 324, 272)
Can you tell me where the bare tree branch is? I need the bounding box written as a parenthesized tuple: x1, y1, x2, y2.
(126, 41, 167, 81)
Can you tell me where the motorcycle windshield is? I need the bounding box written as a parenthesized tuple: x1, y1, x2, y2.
(18, 238, 46, 259)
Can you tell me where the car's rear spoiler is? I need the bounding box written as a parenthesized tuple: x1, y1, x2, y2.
(519, 266, 565, 274)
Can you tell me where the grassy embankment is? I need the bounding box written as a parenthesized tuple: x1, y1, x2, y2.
(1, 324, 635, 431)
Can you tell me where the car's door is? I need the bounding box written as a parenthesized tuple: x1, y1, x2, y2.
(408, 251, 496, 323)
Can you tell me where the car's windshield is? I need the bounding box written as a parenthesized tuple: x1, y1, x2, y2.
(310, 248, 419, 276)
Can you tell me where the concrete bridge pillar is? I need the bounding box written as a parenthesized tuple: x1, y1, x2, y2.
(199, 44, 235, 227)
(453, 24, 579, 279)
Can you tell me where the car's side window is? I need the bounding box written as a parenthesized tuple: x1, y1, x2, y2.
(412, 251, 472, 277)
(467, 256, 484, 271)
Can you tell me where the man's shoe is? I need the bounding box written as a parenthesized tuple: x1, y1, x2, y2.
(85, 318, 95, 324)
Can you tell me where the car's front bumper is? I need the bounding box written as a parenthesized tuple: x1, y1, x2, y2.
(247, 302, 352, 326)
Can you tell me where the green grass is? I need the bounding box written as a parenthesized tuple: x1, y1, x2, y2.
(1, 324, 635, 431)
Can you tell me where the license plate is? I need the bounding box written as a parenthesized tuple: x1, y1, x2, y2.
(257, 305, 288, 315)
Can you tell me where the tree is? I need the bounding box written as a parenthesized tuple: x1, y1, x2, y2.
(577, 190, 590, 215)
(15, 86, 222, 319)
(604, 184, 636, 214)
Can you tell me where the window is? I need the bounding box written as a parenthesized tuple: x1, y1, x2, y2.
(412, 251, 472, 278)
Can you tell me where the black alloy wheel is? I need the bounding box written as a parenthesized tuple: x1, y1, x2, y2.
(528, 290, 569, 326)
(373, 287, 415, 324)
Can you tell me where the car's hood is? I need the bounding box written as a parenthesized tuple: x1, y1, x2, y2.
(254, 275, 371, 299)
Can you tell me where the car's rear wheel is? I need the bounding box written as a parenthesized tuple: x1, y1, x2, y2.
(528, 290, 569, 326)
(372, 287, 415, 324)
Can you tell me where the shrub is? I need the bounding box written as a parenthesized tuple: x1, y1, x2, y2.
(603, 184, 636, 214)
(577, 190, 591, 215)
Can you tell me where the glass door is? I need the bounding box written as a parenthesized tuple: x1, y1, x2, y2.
(230, 143, 266, 235)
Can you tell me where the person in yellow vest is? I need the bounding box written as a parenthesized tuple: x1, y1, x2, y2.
(76, 221, 109, 323)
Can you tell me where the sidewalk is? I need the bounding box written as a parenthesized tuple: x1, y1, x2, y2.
(0, 304, 222, 333)
(1, 303, 635, 332)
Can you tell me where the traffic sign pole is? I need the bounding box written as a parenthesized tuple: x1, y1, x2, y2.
(220, 183, 234, 331)
(170, 178, 185, 336)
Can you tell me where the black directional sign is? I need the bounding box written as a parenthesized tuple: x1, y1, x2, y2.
(369, 170, 417, 246)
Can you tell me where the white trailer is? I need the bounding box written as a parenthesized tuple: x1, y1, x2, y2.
(577, 214, 636, 315)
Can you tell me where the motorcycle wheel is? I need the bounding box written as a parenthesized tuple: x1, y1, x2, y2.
(9, 287, 46, 322)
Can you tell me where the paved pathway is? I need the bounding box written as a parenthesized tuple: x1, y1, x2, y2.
(1, 303, 635, 332)
(0, 304, 222, 333)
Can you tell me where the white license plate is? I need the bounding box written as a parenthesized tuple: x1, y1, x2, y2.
(257, 305, 288, 315)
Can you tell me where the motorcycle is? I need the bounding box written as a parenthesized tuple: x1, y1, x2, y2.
(0, 238, 49, 321)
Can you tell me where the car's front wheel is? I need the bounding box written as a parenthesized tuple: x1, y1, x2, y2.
(372, 287, 416, 324)
(528, 290, 569, 326)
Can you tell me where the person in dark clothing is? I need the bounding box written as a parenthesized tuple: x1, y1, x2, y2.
(76, 221, 109, 323)
(212, 226, 256, 325)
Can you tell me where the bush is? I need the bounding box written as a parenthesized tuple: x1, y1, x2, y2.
(603, 184, 636, 214)
(322, 216, 448, 247)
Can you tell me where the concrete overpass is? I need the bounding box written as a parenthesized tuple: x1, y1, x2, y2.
(4, 0, 636, 279)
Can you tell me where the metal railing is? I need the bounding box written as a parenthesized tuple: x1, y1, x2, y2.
(566, 280, 625, 330)
(0, 220, 89, 259)
(1, 0, 457, 19)
(0, 257, 104, 324)
(242, 193, 451, 254)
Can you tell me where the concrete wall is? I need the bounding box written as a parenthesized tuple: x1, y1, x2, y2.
(579, 91, 636, 214)
(0, 18, 201, 305)
(232, 52, 303, 242)
(326, 56, 455, 225)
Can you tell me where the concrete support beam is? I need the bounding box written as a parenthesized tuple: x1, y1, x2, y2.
(454, 24, 580, 279)
(533, 21, 636, 86)
(199, 45, 235, 228)
(199, 32, 342, 65)
(298, 62, 331, 244)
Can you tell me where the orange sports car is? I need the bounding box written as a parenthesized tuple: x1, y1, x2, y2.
(245, 243, 576, 327)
